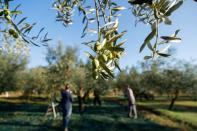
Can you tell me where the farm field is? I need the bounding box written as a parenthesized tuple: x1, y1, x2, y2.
(0, 97, 196, 131)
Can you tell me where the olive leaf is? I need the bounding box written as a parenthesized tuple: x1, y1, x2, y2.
(144, 56, 152, 60)
(100, 61, 114, 78)
(17, 17, 27, 25)
(165, 0, 183, 16)
(84, 52, 95, 60)
(112, 6, 126, 11)
(173, 29, 180, 37)
(147, 42, 154, 52)
(163, 17, 172, 25)
(107, 47, 125, 52)
(107, 31, 126, 44)
(157, 52, 171, 57)
(160, 36, 181, 43)
(116, 39, 127, 47)
(140, 28, 156, 52)
(114, 60, 121, 71)
(100, 71, 110, 80)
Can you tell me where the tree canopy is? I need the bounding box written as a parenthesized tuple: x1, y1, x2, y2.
(0, 0, 196, 79)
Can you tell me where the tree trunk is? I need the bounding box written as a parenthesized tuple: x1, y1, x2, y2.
(168, 91, 179, 110)
(93, 89, 102, 106)
(193, 92, 197, 101)
(93, 95, 101, 106)
(77, 95, 83, 112)
(82, 89, 90, 104)
(77, 86, 84, 113)
(169, 97, 176, 110)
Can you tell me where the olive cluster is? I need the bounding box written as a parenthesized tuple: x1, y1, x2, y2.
(8, 29, 18, 38)
(53, 0, 79, 26)
(0, 9, 12, 22)
(0, 9, 19, 38)
(91, 20, 126, 79)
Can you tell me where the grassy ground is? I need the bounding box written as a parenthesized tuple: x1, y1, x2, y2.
(138, 100, 197, 129)
(0, 97, 196, 131)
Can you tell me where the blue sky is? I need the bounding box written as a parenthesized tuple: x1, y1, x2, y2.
(11, 0, 197, 68)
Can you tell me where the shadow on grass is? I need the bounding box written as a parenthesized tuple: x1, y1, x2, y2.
(139, 103, 197, 113)
(0, 121, 60, 131)
(0, 101, 48, 113)
(70, 100, 180, 131)
(70, 117, 180, 131)
(0, 98, 181, 131)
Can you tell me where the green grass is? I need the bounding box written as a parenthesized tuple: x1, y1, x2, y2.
(158, 109, 197, 128)
(138, 100, 197, 128)
(0, 97, 182, 131)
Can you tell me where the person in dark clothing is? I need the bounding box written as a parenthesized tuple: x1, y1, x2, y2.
(61, 84, 73, 131)
(93, 88, 101, 106)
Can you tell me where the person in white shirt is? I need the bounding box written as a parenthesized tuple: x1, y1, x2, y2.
(123, 84, 137, 119)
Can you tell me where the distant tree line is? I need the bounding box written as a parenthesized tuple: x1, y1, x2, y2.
(116, 58, 197, 110)
(0, 40, 196, 111)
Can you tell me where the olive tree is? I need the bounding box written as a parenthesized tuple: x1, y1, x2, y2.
(45, 42, 78, 99)
(139, 60, 164, 96)
(161, 69, 185, 110)
(22, 66, 48, 98)
(0, 36, 29, 93)
(0, 0, 188, 80)
(182, 63, 197, 101)
(72, 60, 89, 112)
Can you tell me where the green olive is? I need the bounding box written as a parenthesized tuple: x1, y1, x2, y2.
(13, 33, 18, 38)
(4, 9, 10, 16)
(0, 11, 4, 16)
(94, 42, 102, 51)
(102, 54, 108, 62)
(9, 29, 15, 35)
(108, 52, 113, 59)
(109, 42, 113, 47)
(116, 53, 121, 58)
(5, 15, 11, 22)
(98, 54, 107, 62)
(92, 70, 98, 79)
(92, 59, 99, 69)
